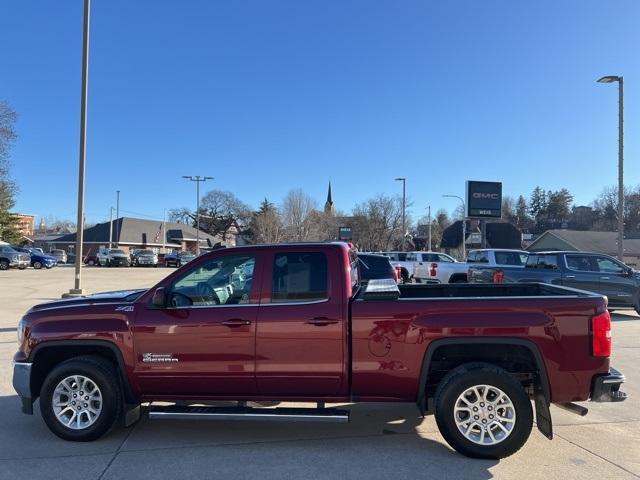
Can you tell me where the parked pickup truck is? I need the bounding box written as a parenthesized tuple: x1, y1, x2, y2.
(413, 252, 469, 284)
(468, 250, 640, 313)
(13, 243, 627, 459)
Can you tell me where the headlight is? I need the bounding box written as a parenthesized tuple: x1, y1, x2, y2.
(17, 318, 27, 345)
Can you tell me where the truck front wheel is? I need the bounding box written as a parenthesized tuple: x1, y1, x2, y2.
(39, 356, 121, 441)
(434, 364, 532, 459)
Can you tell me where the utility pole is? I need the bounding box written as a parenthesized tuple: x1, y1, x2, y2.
(395, 177, 406, 251)
(182, 176, 213, 255)
(115, 190, 120, 246)
(108, 207, 114, 248)
(597, 75, 625, 261)
(67, 0, 91, 296)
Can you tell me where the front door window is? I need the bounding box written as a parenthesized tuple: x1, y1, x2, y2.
(170, 255, 257, 307)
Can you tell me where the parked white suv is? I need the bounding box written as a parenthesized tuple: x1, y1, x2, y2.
(413, 252, 469, 284)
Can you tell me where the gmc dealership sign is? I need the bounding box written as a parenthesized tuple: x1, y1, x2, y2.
(466, 181, 502, 218)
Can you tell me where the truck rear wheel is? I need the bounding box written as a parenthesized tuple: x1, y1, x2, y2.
(434, 364, 532, 459)
(39, 356, 121, 442)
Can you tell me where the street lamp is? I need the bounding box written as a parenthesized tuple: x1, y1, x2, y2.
(67, 0, 91, 297)
(597, 75, 624, 261)
(443, 194, 466, 260)
(182, 175, 213, 255)
(395, 177, 406, 251)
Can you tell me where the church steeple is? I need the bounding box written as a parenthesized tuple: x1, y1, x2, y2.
(324, 182, 336, 215)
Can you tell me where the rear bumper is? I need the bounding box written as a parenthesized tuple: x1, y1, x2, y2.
(12, 362, 33, 414)
(591, 367, 627, 402)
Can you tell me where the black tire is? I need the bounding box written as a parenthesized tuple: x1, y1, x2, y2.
(434, 363, 533, 459)
(39, 356, 122, 442)
(34, 261, 43, 270)
(0, 259, 8, 270)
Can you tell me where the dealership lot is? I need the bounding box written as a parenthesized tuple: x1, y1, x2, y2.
(0, 267, 638, 480)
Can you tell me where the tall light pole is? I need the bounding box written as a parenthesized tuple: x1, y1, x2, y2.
(427, 205, 432, 251)
(182, 175, 213, 255)
(115, 190, 120, 246)
(67, 0, 91, 296)
(597, 75, 625, 261)
(395, 177, 406, 251)
(443, 194, 466, 260)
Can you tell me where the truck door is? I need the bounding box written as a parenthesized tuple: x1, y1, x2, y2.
(562, 254, 602, 293)
(592, 255, 636, 308)
(255, 248, 348, 397)
(133, 252, 263, 396)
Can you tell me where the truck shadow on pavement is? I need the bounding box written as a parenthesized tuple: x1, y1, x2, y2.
(1, 395, 498, 478)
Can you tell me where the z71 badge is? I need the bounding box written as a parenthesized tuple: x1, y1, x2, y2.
(115, 305, 135, 312)
(142, 353, 179, 363)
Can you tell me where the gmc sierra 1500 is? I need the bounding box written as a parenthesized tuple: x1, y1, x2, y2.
(13, 242, 626, 459)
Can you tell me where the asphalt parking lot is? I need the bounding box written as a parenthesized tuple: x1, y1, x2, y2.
(0, 267, 638, 480)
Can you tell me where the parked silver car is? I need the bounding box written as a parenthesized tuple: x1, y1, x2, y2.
(49, 249, 67, 264)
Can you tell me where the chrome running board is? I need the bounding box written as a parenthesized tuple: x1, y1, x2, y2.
(148, 405, 350, 423)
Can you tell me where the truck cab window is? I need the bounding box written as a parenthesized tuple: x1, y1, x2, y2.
(272, 252, 328, 303)
(170, 255, 256, 307)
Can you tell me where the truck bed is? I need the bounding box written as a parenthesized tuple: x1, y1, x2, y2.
(359, 281, 597, 300)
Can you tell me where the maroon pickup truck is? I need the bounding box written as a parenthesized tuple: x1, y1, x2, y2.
(13, 242, 626, 458)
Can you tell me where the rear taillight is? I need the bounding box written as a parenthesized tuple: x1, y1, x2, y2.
(592, 311, 612, 357)
(492, 270, 505, 283)
(430, 263, 438, 277)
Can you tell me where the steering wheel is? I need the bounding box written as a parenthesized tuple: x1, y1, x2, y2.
(170, 292, 193, 307)
(196, 282, 220, 305)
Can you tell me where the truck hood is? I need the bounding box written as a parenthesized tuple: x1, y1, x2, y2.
(28, 289, 147, 312)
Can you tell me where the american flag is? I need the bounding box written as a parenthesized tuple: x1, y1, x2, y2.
(154, 223, 163, 243)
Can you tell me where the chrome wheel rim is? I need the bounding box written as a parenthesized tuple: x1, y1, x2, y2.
(52, 375, 103, 430)
(453, 384, 516, 445)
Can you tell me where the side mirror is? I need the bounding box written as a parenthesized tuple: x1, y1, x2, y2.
(151, 287, 166, 308)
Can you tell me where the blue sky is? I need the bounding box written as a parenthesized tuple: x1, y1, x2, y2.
(1, 0, 639, 224)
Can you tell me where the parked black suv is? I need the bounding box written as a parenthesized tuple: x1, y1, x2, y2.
(469, 250, 640, 312)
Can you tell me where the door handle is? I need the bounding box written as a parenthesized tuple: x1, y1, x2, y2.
(601, 276, 610, 280)
(306, 317, 339, 326)
(222, 319, 252, 327)
(565, 275, 575, 279)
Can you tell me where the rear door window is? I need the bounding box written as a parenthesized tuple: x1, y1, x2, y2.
(272, 252, 328, 303)
(566, 255, 596, 272)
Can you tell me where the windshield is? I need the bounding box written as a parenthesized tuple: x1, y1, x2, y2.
(110, 249, 126, 255)
(138, 250, 154, 255)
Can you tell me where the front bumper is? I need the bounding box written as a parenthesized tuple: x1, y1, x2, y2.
(12, 362, 33, 414)
(591, 367, 627, 402)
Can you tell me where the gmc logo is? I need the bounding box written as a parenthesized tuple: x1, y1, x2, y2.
(472, 192, 499, 200)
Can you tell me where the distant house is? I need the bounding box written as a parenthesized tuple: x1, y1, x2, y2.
(526, 229, 640, 266)
(441, 221, 522, 256)
(44, 217, 232, 257)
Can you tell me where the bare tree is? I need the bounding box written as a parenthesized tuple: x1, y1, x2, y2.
(281, 189, 317, 241)
(0, 101, 20, 242)
(351, 194, 404, 251)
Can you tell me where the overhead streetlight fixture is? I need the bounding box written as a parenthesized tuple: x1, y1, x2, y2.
(597, 76, 621, 84)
